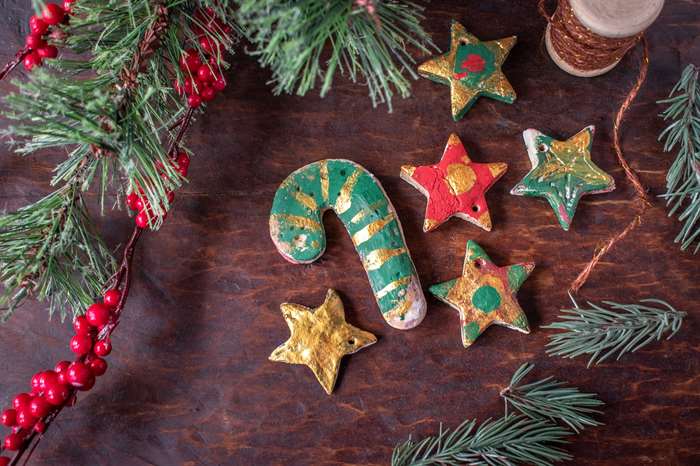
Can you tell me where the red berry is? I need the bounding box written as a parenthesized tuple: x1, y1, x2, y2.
(73, 315, 93, 335)
(88, 357, 108, 377)
(126, 192, 139, 210)
(86, 302, 110, 328)
(44, 384, 69, 406)
(135, 211, 150, 229)
(34, 420, 47, 434)
(16, 407, 36, 429)
(41, 3, 65, 25)
(183, 78, 196, 95)
(1, 409, 17, 427)
(66, 362, 95, 391)
(12, 393, 32, 410)
(0, 456, 10, 466)
(37, 45, 58, 59)
(187, 94, 202, 108)
(176, 152, 190, 171)
(4, 432, 24, 451)
(55, 361, 71, 375)
(196, 65, 214, 83)
(173, 79, 184, 96)
(103, 289, 121, 308)
(23, 52, 42, 71)
(26, 34, 46, 49)
(29, 397, 51, 418)
(30, 372, 43, 394)
(167, 191, 175, 204)
(37, 371, 59, 392)
(70, 333, 93, 356)
(213, 77, 227, 92)
(179, 49, 201, 72)
(201, 86, 216, 102)
(63, 0, 76, 14)
(93, 339, 112, 357)
(29, 15, 48, 35)
(199, 36, 221, 56)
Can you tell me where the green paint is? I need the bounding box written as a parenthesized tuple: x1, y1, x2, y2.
(429, 278, 458, 300)
(512, 313, 529, 331)
(462, 322, 481, 342)
(270, 159, 426, 329)
(453, 42, 495, 86)
(507, 265, 528, 291)
(466, 240, 488, 262)
(471, 285, 501, 313)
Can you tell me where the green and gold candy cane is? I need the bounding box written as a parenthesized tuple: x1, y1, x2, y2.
(269, 159, 427, 330)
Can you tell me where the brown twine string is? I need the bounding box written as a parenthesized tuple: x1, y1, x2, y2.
(538, 0, 652, 293)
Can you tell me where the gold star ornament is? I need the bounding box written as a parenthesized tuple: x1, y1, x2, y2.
(418, 21, 517, 121)
(269, 289, 377, 394)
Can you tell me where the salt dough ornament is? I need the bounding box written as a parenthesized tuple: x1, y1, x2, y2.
(429, 240, 533, 348)
(269, 289, 377, 395)
(270, 159, 427, 330)
(510, 126, 615, 231)
(418, 20, 517, 121)
(400, 133, 507, 232)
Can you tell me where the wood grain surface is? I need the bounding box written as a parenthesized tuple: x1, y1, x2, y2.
(0, 1, 699, 465)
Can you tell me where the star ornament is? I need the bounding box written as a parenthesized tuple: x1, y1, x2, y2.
(400, 133, 507, 232)
(510, 126, 616, 231)
(429, 241, 533, 348)
(269, 289, 377, 395)
(418, 20, 517, 121)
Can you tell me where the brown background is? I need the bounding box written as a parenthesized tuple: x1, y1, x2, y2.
(1, 1, 699, 465)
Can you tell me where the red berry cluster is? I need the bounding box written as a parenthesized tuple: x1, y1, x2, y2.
(174, 9, 231, 108)
(125, 152, 190, 229)
(23, 2, 73, 71)
(0, 289, 119, 461)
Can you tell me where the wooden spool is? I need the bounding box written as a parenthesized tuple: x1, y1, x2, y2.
(545, 0, 664, 77)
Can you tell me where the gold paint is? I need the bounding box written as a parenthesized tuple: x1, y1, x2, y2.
(270, 214, 322, 233)
(476, 211, 492, 232)
(269, 289, 377, 395)
(447, 133, 462, 148)
(400, 165, 416, 177)
(335, 169, 361, 214)
(375, 276, 412, 299)
(352, 214, 395, 246)
(423, 218, 439, 232)
(311, 240, 320, 249)
(362, 248, 407, 271)
(350, 210, 368, 224)
(384, 298, 414, 322)
(445, 163, 476, 195)
(319, 160, 329, 204)
(293, 190, 317, 212)
(488, 162, 508, 179)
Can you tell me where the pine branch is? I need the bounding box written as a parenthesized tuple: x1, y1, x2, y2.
(543, 298, 686, 367)
(237, 0, 435, 111)
(500, 363, 604, 433)
(657, 63, 700, 253)
(391, 415, 572, 466)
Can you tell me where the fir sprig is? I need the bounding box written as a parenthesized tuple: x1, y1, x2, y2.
(237, 0, 435, 111)
(501, 363, 604, 433)
(543, 298, 686, 367)
(657, 64, 700, 252)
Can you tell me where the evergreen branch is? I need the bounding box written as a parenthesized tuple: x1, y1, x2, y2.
(543, 298, 686, 367)
(657, 63, 700, 252)
(391, 415, 572, 466)
(500, 363, 604, 433)
(237, 0, 435, 111)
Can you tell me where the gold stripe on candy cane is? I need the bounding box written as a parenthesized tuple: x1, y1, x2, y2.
(352, 214, 395, 246)
(385, 298, 413, 320)
(334, 170, 361, 214)
(293, 190, 317, 211)
(363, 248, 407, 271)
(350, 210, 368, 224)
(375, 276, 412, 299)
(271, 214, 322, 232)
(319, 160, 330, 204)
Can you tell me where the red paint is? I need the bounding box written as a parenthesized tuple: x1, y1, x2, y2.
(453, 53, 485, 79)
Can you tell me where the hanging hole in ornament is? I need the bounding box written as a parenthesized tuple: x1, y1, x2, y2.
(537, 143, 548, 153)
(474, 260, 482, 268)
(348, 338, 355, 345)
(471, 205, 479, 212)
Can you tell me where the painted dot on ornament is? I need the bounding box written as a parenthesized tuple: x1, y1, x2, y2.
(463, 322, 480, 342)
(471, 285, 501, 313)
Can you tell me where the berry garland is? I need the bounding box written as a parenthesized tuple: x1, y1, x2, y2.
(0, 2, 230, 464)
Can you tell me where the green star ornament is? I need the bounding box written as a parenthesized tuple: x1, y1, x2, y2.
(429, 240, 533, 349)
(418, 20, 517, 121)
(510, 126, 616, 231)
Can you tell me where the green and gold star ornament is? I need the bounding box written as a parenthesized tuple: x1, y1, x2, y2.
(269, 289, 377, 395)
(510, 126, 615, 231)
(429, 241, 533, 349)
(418, 20, 517, 121)
(400, 133, 507, 232)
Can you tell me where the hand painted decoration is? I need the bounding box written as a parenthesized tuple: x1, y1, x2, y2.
(418, 20, 517, 121)
(429, 241, 533, 348)
(510, 126, 615, 231)
(400, 133, 507, 232)
(269, 289, 376, 395)
(270, 159, 427, 330)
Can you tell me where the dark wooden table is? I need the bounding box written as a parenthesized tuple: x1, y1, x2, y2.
(0, 1, 699, 465)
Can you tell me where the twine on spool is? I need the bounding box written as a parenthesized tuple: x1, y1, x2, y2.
(538, 0, 652, 293)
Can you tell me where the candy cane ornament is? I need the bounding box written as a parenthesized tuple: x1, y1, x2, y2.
(270, 159, 427, 330)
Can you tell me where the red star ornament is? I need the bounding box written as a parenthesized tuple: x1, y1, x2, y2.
(400, 133, 507, 232)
